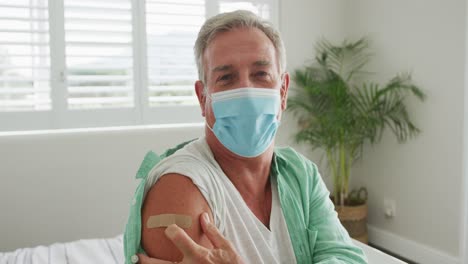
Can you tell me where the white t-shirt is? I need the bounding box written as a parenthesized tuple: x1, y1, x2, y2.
(144, 137, 297, 263)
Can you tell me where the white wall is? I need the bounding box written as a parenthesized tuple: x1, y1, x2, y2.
(462, 1, 468, 261)
(342, 0, 466, 261)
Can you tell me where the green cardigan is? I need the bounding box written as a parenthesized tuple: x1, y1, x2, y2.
(124, 141, 368, 263)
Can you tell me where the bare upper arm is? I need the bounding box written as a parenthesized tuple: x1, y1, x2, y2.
(141, 173, 214, 261)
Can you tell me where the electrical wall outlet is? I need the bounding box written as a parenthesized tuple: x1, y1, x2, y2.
(384, 198, 396, 218)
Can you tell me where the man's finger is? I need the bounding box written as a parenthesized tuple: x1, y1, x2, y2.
(136, 254, 174, 264)
(200, 212, 232, 249)
(165, 224, 204, 257)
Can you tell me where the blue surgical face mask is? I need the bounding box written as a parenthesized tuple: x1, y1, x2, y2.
(206, 87, 281, 158)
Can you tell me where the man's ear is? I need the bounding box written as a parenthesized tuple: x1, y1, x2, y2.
(195, 80, 206, 117)
(280, 72, 290, 111)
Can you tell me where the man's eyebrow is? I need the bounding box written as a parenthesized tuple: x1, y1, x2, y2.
(253, 60, 271, 67)
(212, 64, 233, 72)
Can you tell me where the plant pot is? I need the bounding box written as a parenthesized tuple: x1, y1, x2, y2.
(335, 203, 368, 244)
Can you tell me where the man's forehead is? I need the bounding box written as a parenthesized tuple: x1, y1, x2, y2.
(211, 60, 272, 72)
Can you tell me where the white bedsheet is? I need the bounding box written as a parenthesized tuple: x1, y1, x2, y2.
(0, 235, 124, 264)
(1, 236, 406, 264)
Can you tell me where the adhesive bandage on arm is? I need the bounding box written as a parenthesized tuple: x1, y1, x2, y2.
(146, 214, 192, 229)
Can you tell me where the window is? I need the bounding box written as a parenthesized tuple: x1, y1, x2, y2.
(219, 0, 274, 19)
(0, 0, 51, 112)
(0, 0, 279, 132)
(64, 0, 134, 110)
(145, 0, 205, 107)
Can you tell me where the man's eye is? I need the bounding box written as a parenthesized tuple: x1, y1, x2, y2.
(219, 74, 232, 81)
(255, 71, 269, 78)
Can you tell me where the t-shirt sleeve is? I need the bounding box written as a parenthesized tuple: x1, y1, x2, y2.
(144, 154, 226, 234)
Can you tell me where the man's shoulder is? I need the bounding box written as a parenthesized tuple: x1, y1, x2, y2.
(143, 137, 212, 185)
(274, 146, 319, 170)
(146, 173, 209, 207)
(274, 146, 321, 186)
(142, 137, 224, 230)
(161, 139, 197, 157)
(141, 173, 213, 259)
(158, 137, 212, 168)
(274, 146, 300, 158)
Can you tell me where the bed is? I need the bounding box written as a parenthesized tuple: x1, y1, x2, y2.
(0, 235, 405, 264)
(0, 236, 124, 264)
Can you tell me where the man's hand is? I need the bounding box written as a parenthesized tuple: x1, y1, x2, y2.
(137, 213, 244, 264)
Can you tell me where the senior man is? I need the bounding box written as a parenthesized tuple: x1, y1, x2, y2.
(124, 10, 368, 264)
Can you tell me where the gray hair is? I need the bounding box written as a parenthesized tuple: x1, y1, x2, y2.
(194, 10, 287, 85)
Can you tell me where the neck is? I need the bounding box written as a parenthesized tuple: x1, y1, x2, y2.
(205, 127, 274, 196)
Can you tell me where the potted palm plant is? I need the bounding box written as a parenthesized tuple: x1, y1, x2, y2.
(288, 37, 425, 243)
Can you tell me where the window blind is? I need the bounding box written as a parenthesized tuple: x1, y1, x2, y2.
(0, 0, 51, 111)
(219, 0, 272, 20)
(64, 0, 134, 109)
(145, 0, 205, 106)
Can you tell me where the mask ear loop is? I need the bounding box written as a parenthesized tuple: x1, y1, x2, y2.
(206, 121, 215, 134)
(279, 73, 288, 113)
(204, 92, 215, 132)
(276, 73, 286, 122)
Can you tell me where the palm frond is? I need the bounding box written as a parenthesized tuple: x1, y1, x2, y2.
(287, 37, 425, 203)
(314, 37, 373, 82)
